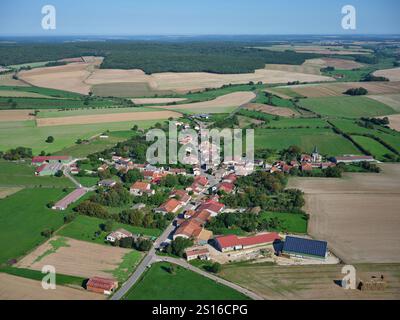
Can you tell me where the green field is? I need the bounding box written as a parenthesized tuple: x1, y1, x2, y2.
(0, 188, 67, 264)
(53, 136, 125, 158)
(254, 128, 359, 156)
(0, 266, 87, 287)
(0, 160, 74, 188)
(0, 119, 160, 154)
(0, 85, 83, 99)
(260, 212, 308, 234)
(266, 117, 329, 129)
(123, 262, 249, 300)
(37, 106, 156, 118)
(300, 96, 396, 118)
(352, 135, 395, 160)
(74, 176, 99, 187)
(329, 119, 374, 135)
(57, 215, 161, 245)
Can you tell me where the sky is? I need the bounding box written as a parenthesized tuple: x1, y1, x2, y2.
(0, 0, 399, 36)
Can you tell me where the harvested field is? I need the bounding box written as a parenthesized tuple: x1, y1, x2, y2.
(264, 63, 321, 75)
(287, 163, 400, 263)
(0, 110, 34, 121)
(36, 110, 181, 127)
(373, 68, 400, 81)
(306, 58, 364, 70)
(278, 81, 400, 98)
(221, 263, 400, 300)
(19, 57, 103, 94)
(0, 90, 51, 98)
(265, 45, 372, 55)
(369, 94, 400, 112)
(153, 92, 255, 113)
(245, 103, 298, 117)
(20, 60, 334, 96)
(16, 237, 133, 280)
(386, 114, 400, 131)
(132, 97, 187, 104)
(0, 73, 27, 86)
(0, 273, 104, 300)
(0, 186, 23, 199)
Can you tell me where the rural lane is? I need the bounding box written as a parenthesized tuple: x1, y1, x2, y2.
(156, 256, 264, 301)
(110, 222, 176, 300)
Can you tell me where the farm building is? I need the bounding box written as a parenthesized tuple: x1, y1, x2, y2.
(106, 228, 134, 243)
(282, 236, 328, 260)
(52, 188, 87, 210)
(173, 219, 213, 245)
(35, 162, 63, 176)
(185, 247, 210, 261)
(86, 277, 118, 295)
(333, 155, 375, 164)
(215, 233, 280, 252)
(130, 181, 154, 196)
(31, 155, 72, 166)
(196, 200, 225, 217)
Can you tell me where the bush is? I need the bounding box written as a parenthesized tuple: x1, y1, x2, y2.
(45, 136, 54, 143)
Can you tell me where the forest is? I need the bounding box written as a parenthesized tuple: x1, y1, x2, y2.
(0, 41, 321, 74)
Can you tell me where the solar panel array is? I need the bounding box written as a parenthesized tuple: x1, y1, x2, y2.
(283, 236, 327, 258)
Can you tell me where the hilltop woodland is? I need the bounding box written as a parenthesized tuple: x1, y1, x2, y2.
(1, 42, 320, 74)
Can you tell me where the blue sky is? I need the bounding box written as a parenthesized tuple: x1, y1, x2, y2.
(0, 0, 399, 36)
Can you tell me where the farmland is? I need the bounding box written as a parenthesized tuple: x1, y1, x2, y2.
(254, 128, 359, 156)
(0, 161, 74, 188)
(288, 164, 400, 263)
(220, 262, 400, 300)
(351, 135, 395, 160)
(259, 212, 308, 234)
(124, 262, 249, 300)
(0, 119, 160, 154)
(16, 236, 143, 282)
(0, 188, 68, 264)
(57, 215, 162, 244)
(300, 96, 396, 118)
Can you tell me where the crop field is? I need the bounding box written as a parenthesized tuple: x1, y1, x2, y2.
(37, 107, 156, 118)
(386, 114, 400, 131)
(265, 117, 329, 129)
(368, 94, 400, 112)
(254, 128, 359, 156)
(124, 262, 249, 300)
(0, 273, 104, 300)
(92, 82, 174, 98)
(153, 92, 255, 114)
(58, 215, 162, 243)
(300, 96, 396, 118)
(16, 236, 143, 282)
(273, 81, 400, 98)
(307, 57, 364, 70)
(0, 110, 34, 121)
(36, 110, 181, 127)
(221, 263, 400, 300)
(0, 188, 68, 264)
(244, 103, 298, 117)
(0, 161, 74, 188)
(0, 119, 160, 154)
(0, 187, 23, 199)
(264, 63, 321, 75)
(0, 73, 26, 86)
(351, 135, 395, 159)
(132, 97, 187, 104)
(288, 164, 400, 263)
(264, 44, 372, 55)
(373, 67, 400, 81)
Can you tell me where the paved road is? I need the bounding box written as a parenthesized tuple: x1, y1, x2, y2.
(156, 256, 263, 300)
(110, 222, 176, 300)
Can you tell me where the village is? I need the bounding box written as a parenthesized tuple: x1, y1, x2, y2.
(23, 118, 384, 296)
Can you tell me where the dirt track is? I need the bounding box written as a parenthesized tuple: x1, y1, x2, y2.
(288, 163, 400, 263)
(0, 273, 104, 300)
(36, 110, 181, 127)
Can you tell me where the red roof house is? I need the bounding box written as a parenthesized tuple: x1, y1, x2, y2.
(155, 198, 182, 214)
(86, 277, 118, 295)
(215, 233, 280, 252)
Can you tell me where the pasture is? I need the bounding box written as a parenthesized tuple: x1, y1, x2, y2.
(0, 161, 74, 188)
(16, 236, 143, 282)
(351, 135, 395, 160)
(288, 163, 400, 264)
(0, 188, 67, 265)
(124, 262, 249, 300)
(300, 96, 396, 118)
(259, 212, 308, 234)
(0, 119, 160, 154)
(254, 128, 359, 156)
